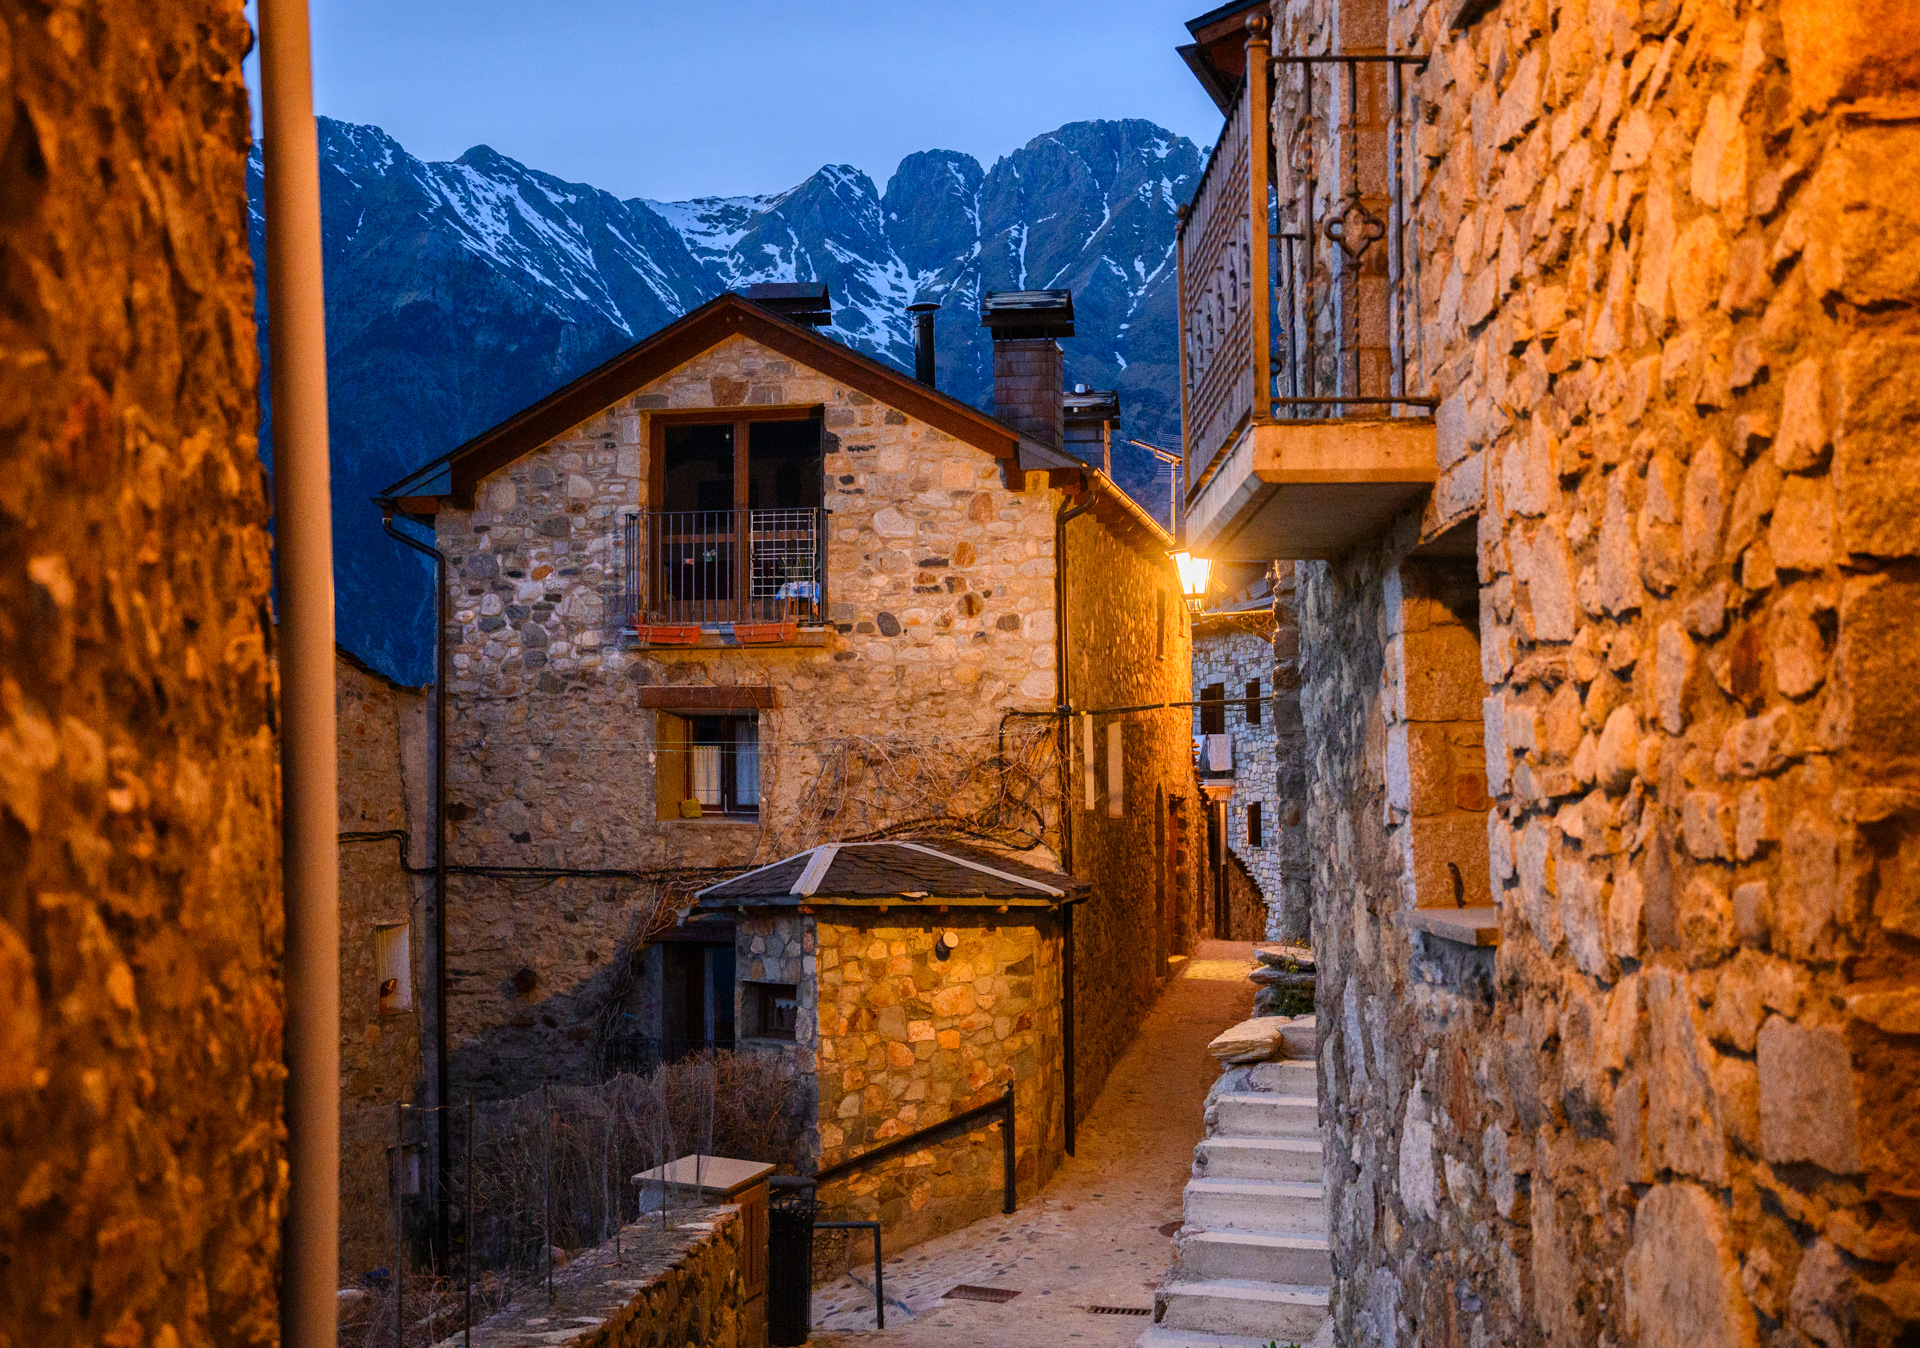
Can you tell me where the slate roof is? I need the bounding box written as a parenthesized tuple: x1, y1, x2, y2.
(693, 839, 1087, 910)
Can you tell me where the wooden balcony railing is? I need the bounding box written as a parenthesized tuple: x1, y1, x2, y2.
(1178, 26, 1435, 504)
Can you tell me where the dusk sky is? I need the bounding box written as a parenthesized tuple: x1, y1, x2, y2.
(249, 0, 1224, 201)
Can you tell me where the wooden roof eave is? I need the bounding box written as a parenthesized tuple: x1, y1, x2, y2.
(381, 293, 1024, 509)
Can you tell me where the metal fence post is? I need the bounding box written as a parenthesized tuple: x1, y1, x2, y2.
(464, 1096, 473, 1348)
(395, 1101, 407, 1348)
(1001, 1079, 1015, 1215)
(543, 1081, 554, 1301)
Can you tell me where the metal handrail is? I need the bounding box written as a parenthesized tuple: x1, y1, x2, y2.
(814, 1221, 885, 1328)
(810, 1078, 1016, 1214)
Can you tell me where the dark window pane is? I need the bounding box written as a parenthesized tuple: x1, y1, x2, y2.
(1249, 801, 1263, 848)
(663, 423, 734, 513)
(1201, 682, 1227, 736)
(1246, 680, 1262, 725)
(747, 419, 822, 510)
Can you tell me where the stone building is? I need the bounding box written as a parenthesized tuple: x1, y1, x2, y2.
(0, 2, 285, 1343)
(334, 651, 433, 1277)
(689, 838, 1079, 1252)
(1193, 571, 1314, 940)
(377, 286, 1205, 1222)
(1175, 0, 1920, 1344)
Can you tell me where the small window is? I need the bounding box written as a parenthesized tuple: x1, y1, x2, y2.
(657, 711, 760, 818)
(1246, 680, 1262, 726)
(1200, 683, 1227, 736)
(742, 982, 799, 1041)
(1107, 721, 1125, 818)
(376, 923, 411, 1014)
(1248, 801, 1263, 848)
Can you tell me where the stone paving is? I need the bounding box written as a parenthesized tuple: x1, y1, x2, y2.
(807, 942, 1259, 1347)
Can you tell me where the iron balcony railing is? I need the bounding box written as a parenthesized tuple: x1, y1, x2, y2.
(1177, 29, 1435, 500)
(623, 508, 825, 630)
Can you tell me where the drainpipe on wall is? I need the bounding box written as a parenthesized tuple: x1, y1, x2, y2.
(381, 508, 451, 1255)
(260, 0, 339, 1344)
(1053, 490, 1095, 1157)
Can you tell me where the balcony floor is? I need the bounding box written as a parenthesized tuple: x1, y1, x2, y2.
(1186, 418, 1437, 561)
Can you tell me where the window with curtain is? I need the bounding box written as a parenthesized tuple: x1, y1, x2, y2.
(675, 712, 762, 817)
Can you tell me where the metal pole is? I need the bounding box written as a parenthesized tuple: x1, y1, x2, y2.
(395, 1103, 406, 1348)
(1062, 904, 1075, 1157)
(1001, 1080, 1016, 1215)
(262, 0, 339, 1344)
(872, 1226, 885, 1330)
(464, 1096, 473, 1348)
(543, 1082, 554, 1300)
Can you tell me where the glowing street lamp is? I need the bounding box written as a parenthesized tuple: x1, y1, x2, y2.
(1170, 549, 1213, 614)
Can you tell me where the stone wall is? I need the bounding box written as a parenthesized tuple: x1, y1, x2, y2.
(812, 914, 1062, 1253)
(1270, 563, 1314, 943)
(1194, 617, 1298, 937)
(1061, 504, 1206, 1122)
(0, 3, 284, 1343)
(336, 652, 433, 1278)
(460, 1206, 747, 1348)
(1275, 0, 1920, 1342)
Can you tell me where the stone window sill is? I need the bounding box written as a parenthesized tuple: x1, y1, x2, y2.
(1400, 906, 1500, 947)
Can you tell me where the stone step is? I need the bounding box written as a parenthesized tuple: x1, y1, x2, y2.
(1175, 1228, 1333, 1286)
(1243, 1059, 1318, 1091)
(1153, 1278, 1330, 1340)
(1184, 1178, 1325, 1232)
(1134, 1327, 1287, 1348)
(1194, 1135, 1322, 1182)
(1210, 1093, 1319, 1138)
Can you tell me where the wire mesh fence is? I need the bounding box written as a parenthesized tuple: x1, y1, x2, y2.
(343, 1049, 806, 1348)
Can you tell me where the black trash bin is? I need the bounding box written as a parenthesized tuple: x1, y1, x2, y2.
(766, 1184, 818, 1346)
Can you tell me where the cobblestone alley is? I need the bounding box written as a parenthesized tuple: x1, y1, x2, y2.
(807, 941, 1264, 1348)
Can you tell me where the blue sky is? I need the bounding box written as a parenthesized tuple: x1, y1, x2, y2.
(250, 0, 1223, 200)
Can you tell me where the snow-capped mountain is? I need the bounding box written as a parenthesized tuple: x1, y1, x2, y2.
(248, 117, 1202, 685)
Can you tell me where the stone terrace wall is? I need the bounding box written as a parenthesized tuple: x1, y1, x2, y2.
(0, 3, 284, 1344)
(336, 653, 432, 1277)
(812, 915, 1062, 1253)
(1061, 508, 1204, 1122)
(461, 1206, 746, 1348)
(1286, 0, 1920, 1342)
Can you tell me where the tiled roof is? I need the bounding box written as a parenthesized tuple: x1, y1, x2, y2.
(694, 839, 1086, 908)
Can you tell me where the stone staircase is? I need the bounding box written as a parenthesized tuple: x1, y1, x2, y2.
(1139, 1036, 1331, 1348)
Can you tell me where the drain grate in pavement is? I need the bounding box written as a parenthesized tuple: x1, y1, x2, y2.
(1082, 1305, 1153, 1316)
(943, 1285, 1022, 1304)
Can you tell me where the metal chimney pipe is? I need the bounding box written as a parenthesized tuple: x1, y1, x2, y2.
(908, 301, 940, 387)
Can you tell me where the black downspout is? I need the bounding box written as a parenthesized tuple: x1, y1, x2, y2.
(1054, 490, 1094, 1157)
(381, 505, 451, 1257)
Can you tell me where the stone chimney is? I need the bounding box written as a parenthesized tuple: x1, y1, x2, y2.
(981, 290, 1075, 449)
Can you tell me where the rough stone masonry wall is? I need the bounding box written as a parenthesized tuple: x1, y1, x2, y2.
(1289, 0, 1920, 1343)
(335, 653, 432, 1278)
(1061, 508, 1204, 1123)
(1271, 563, 1314, 943)
(432, 334, 1189, 1099)
(812, 915, 1061, 1255)
(461, 1206, 747, 1348)
(0, 4, 284, 1345)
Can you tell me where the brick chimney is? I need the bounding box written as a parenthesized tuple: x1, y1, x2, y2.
(981, 290, 1075, 449)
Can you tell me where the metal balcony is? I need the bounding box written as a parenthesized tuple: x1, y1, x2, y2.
(623, 509, 824, 637)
